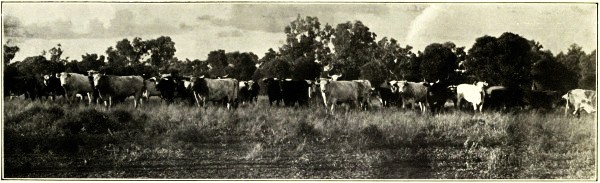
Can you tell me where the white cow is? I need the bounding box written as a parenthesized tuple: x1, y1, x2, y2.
(456, 82, 488, 112)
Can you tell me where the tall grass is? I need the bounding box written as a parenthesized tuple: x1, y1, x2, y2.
(3, 96, 596, 179)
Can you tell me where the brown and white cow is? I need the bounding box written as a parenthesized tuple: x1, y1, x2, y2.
(563, 89, 596, 116)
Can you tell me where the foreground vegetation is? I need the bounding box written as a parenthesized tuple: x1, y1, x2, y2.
(3, 97, 597, 179)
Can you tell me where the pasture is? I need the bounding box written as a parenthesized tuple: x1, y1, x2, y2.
(3, 96, 597, 179)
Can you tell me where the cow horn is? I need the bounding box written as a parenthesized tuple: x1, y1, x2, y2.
(200, 75, 205, 78)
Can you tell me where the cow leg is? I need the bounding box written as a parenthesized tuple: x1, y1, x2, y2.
(193, 92, 201, 107)
(87, 93, 93, 105)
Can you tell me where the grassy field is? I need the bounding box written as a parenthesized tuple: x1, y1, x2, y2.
(3, 96, 597, 179)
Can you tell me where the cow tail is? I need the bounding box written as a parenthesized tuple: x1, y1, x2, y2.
(565, 91, 571, 115)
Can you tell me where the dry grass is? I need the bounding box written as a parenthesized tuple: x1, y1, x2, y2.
(3, 96, 597, 179)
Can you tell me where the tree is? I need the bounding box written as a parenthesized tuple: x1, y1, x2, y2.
(579, 50, 596, 90)
(206, 50, 228, 77)
(556, 44, 594, 90)
(419, 43, 458, 82)
(3, 44, 19, 64)
(374, 37, 414, 80)
(146, 36, 176, 69)
(79, 53, 106, 72)
(279, 15, 330, 80)
(261, 57, 291, 79)
(330, 21, 377, 80)
(360, 60, 389, 87)
(17, 56, 64, 76)
(531, 49, 577, 91)
(397, 52, 422, 81)
(48, 44, 63, 62)
(226, 51, 258, 80)
(465, 32, 533, 86)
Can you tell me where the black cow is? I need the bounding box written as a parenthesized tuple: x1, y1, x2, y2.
(375, 82, 402, 108)
(6, 75, 44, 101)
(263, 78, 283, 106)
(156, 75, 192, 104)
(524, 90, 562, 110)
(281, 79, 311, 107)
(42, 74, 65, 100)
(239, 80, 260, 104)
(484, 85, 525, 111)
(427, 80, 454, 114)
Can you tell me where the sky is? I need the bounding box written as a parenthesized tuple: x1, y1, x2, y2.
(2, 3, 597, 62)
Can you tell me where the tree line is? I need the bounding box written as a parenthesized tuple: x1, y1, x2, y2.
(3, 15, 596, 92)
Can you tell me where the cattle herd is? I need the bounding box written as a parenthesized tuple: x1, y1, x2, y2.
(4, 71, 597, 116)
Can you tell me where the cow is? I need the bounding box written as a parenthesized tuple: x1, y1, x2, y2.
(59, 72, 95, 104)
(155, 75, 190, 104)
(239, 80, 260, 105)
(484, 86, 525, 111)
(374, 82, 402, 108)
(523, 90, 562, 110)
(562, 89, 596, 116)
(352, 80, 373, 110)
(389, 81, 429, 112)
(456, 82, 488, 112)
(42, 74, 65, 101)
(190, 76, 239, 110)
(427, 80, 454, 114)
(263, 78, 283, 106)
(5, 75, 45, 101)
(306, 80, 321, 105)
(318, 79, 360, 113)
(142, 77, 161, 102)
(281, 79, 311, 107)
(92, 73, 145, 108)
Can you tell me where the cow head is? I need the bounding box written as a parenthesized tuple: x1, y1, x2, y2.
(387, 80, 399, 93)
(328, 74, 343, 81)
(318, 78, 331, 93)
(247, 80, 256, 90)
(475, 81, 488, 88)
(43, 75, 51, 86)
(59, 72, 71, 86)
(92, 73, 106, 87)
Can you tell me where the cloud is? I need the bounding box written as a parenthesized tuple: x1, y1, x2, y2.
(405, 4, 597, 53)
(217, 30, 244, 38)
(199, 4, 394, 33)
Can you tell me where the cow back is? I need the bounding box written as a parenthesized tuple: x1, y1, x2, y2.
(323, 81, 359, 101)
(61, 72, 94, 93)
